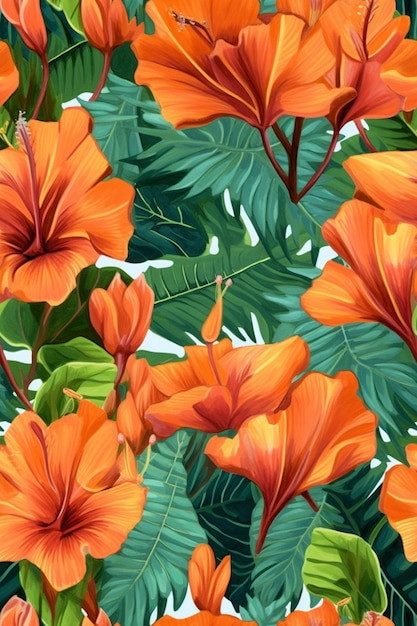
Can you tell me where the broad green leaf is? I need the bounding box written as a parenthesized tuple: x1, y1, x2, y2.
(0, 267, 131, 355)
(325, 464, 417, 626)
(185, 431, 255, 609)
(240, 596, 288, 626)
(273, 288, 417, 460)
(249, 490, 341, 616)
(128, 185, 208, 261)
(80, 74, 144, 182)
(20, 562, 53, 626)
(302, 528, 387, 624)
(49, 41, 103, 102)
(100, 433, 207, 626)
(46, 0, 83, 34)
(33, 361, 116, 422)
(38, 337, 113, 374)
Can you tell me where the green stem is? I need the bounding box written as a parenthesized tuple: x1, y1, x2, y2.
(24, 303, 53, 396)
(368, 515, 387, 547)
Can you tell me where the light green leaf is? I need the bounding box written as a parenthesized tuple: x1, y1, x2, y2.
(46, 0, 84, 34)
(100, 433, 207, 626)
(33, 361, 116, 423)
(38, 337, 113, 375)
(302, 528, 387, 624)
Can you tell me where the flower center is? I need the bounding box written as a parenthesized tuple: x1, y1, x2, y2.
(16, 112, 45, 257)
(169, 11, 214, 45)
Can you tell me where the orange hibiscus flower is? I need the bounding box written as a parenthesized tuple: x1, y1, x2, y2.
(132, 0, 352, 131)
(0, 597, 39, 626)
(276, 0, 339, 31)
(0, 42, 19, 106)
(343, 150, 417, 227)
(205, 371, 377, 552)
(320, 0, 417, 129)
(81, 0, 143, 54)
(0, 107, 134, 306)
(145, 335, 310, 437)
(300, 202, 417, 360)
(380, 443, 417, 561)
(276, 599, 340, 625)
(0, 400, 146, 591)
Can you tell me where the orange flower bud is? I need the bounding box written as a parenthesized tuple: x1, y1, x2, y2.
(0, 597, 39, 625)
(81, 0, 144, 55)
(201, 276, 232, 344)
(188, 544, 231, 615)
(89, 273, 154, 360)
(0, 0, 47, 57)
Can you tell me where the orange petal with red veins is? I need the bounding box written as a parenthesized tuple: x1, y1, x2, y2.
(277, 599, 340, 625)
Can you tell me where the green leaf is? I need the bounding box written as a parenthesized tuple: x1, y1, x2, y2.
(80, 74, 144, 182)
(100, 433, 207, 626)
(147, 233, 312, 346)
(0, 563, 22, 610)
(38, 338, 113, 374)
(33, 361, 116, 423)
(185, 431, 255, 610)
(133, 105, 343, 255)
(302, 528, 387, 624)
(128, 184, 208, 261)
(249, 490, 341, 616)
(46, 0, 84, 34)
(240, 596, 288, 626)
(49, 41, 104, 103)
(325, 464, 417, 626)
(273, 289, 417, 460)
(0, 267, 131, 355)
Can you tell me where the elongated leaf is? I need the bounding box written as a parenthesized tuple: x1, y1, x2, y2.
(49, 41, 103, 102)
(147, 235, 312, 346)
(132, 103, 342, 255)
(185, 432, 255, 610)
(0, 563, 21, 610)
(249, 490, 340, 616)
(100, 433, 207, 626)
(303, 528, 387, 623)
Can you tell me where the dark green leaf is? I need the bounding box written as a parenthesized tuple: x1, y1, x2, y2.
(49, 41, 104, 103)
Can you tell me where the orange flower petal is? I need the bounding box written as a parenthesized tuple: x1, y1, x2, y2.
(206, 371, 377, 552)
(0, 0, 47, 55)
(0, 42, 19, 105)
(344, 150, 417, 226)
(153, 611, 256, 626)
(0, 596, 39, 626)
(382, 39, 417, 110)
(189, 544, 231, 614)
(277, 599, 340, 625)
(76, 420, 120, 491)
(380, 453, 417, 562)
(220, 336, 310, 426)
(301, 200, 417, 359)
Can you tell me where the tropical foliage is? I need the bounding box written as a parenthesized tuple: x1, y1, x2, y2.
(0, 0, 416, 624)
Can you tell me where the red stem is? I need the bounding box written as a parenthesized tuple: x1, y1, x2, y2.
(355, 120, 377, 152)
(259, 128, 289, 189)
(294, 127, 340, 202)
(0, 343, 32, 411)
(301, 490, 319, 512)
(32, 54, 50, 120)
(272, 122, 291, 155)
(288, 117, 304, 202)
(90, 51, 112, 101)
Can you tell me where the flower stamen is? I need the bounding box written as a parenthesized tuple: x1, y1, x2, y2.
(169, 11, 214, 45)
